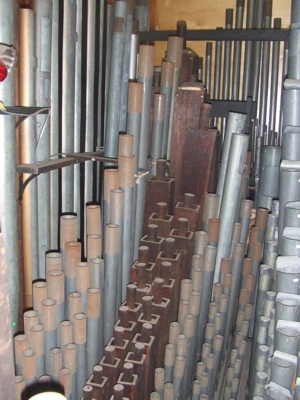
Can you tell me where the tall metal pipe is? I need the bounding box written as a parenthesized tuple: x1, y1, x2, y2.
(232, 0, 245, 101)
(216, 112, 247, 210)
(137, 44, 155, 169)
(242, 0, 255, 99)
(104, 0, 127, 159)
(104, 224, 120, 343)
(19, 8, 39, 307)
(129, 19, 139, 80)
(213, 29, 223, 100)
(250, 0, 264, 102)
(64, 241, 81, 317)
(222, 9, 233, 101)
(160, 61, 174, 159)
(166, 36, 183, 159)
(133, 0, 149, 31)
(205, 42, 212, 97)
(32, 0, 52, 278)
(150, 94, 166, 175)
(119, 155, 135, 300)
(74, 313, 87, 396)
(61, 0, 77, 212)
(215, 133, 249, 281)
(127, 82, 143, 174)
(87, 288, 101, 376)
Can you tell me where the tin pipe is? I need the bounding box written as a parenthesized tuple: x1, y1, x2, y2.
(105, 1, 127, 159)
(46, 252, 62, 275)
(32, 0, 52, 278)
(232, 0, 245, 101)
(119, 0, 132, 132)
(29, 324, 45, 379)
(150, 94, 166, 175)
(42, 298, 57, 375)
(19, 8, 39, 299)
(64, 241, 81, 316)
(61, 0, 77, 212)
(50, 347, 62, 384)
(87, 288, 100, 376)
(271, 350, 297, 391)
(33, 281, 48, 323)
(133, 0, 149, 31)
(182, 313, 195, 399)
(110, 188, 125, 306)
(14, 334, 30, 375)
(86, 205, 102, 237)
(215, 133, 249, 281)
(194, 232, 208, 256)
(129, 19, 139, 80)
(104, 224, 120, 343)
(103, 169, 120, 243)
(60, 320, 73, 350)
(166, 36, 183, 159)
(64, 343, 77, 399)
(160, 61, 174, 159)
(137, 44, 155, 168)
(133, 168, 148, 260)
(173, 355, 185, 399)
(242, 0, 255, 99)
(222, 9, 233, 101)
(83, 0, 98, 219)
(213, 28, 223, 100)
(275, 319, 300, 356)
(216, 113, 247, 210)
(250, 0, 264, 102)
(268, 18, 281, 138)
(155, 367, 165, 399)
(47, 270, 65, 345)
(71, 0, 82, 239)
(164, 344, 176, 384)
(224, 243, 245, 352)
(205, 42, 212, 97)
(60, 368, 72, 400)
(74, 313, 87, 395)
(202, 194, 220, 233)
(238, 199, 254, 247)
(76, 262, 89, 314)
(127, 82, 143, 174)
(22, 348, 37, 387)
(87, 234, 102, 262)
(197, 245, 217, 360)
(24, 310, 39, 339)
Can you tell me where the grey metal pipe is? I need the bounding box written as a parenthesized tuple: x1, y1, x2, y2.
(275, 319, 300, 356)
(242, 0, 255, 99)
(110, 188, 125, 307)
(104, 1, 127, 159)
(133, 168, 148, 260)
(238, 199, 253, 246)
(74, 313, 87, 396)
(119, 155, 135, 299)
(41, 298, 57, 375)
(137, 44, 155, 169)
(271, 350, 297, 391)
(182, 313, 195, 399)
(202, 194, 220, 233)
(215, 133, 249, 281)
(216, 113, 247, 210)
(259, 0, 273, 141)
(250, 0, 264, 102)
(222, 9, 233, 101)
(104, 223, 120, 344)
(232, 0, 245, 101)
(257, 146, 281, 210)
(276, 255, 300, 295)
(129, 19, 139, 80)
(275, 292, 300, 327)
(160, 61, 174, 159)
(166, 36, 183, 159)
(119, 0, 132, 132)
(33, 0, 52, 278)
(268, 18, 281, 139)
(87, 288, 100, 376)
(19, 8, 39, 305)
(61, 0, 77, 212)
(196, 245, 217, 360)
(164, 343, 175, 383)
(50, 347, 62, 384)
(29, 324, 45, 379)
(0, 0, 19, 331)
(173, 355, 185, 399)
(150, 94, 166, 175)
(224, 243, 245, 353)
(127, 82, 143, 174)
(133, 0, 149, 31)
(205, 42, 212, 97)
(213, 28, 223, 100)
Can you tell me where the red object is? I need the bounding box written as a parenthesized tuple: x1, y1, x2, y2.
(0, 60, 8, 82)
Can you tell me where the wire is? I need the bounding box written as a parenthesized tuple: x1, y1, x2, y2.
(0, 107, 50, 117)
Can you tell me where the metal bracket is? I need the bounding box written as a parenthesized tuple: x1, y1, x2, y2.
(17, 151, 118, 202)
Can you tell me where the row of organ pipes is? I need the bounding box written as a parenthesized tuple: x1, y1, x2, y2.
(1, 0, 300, 399)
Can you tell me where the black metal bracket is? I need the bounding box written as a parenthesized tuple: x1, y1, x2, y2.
(139, 28, 290, 42)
